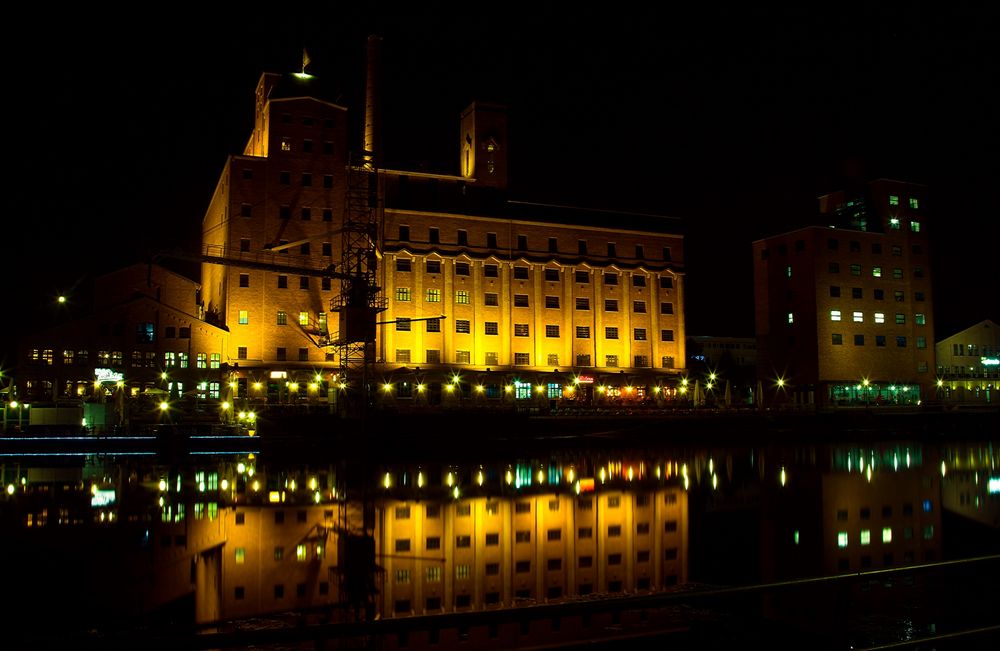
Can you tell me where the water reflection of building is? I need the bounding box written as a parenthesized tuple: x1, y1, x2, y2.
(934, 320, 999, 405)
(377, 489, 688, 618)
(940, 443, 1000, 529)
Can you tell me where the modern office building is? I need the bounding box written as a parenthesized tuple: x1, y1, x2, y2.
(934, 319, 999, 404)
(752, 179, 934, 408)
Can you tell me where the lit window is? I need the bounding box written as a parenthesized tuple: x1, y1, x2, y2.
(210, 354, 221, 369)
(197, 353, 207, 369)
(910, 221, 920, 232)
(830, 310, 842, 322)
(238, 310, 249, 325)
(889, 195, 899, 206)
(425, 289, 441, 303)
(277, 311, 287, 325)
(915, 313, 926, 325)
(235, 548, 246, 564)
(853, 311, 863, 323)
(895, 313, 906, 325)
(889, 217, 900, 230)
(456, 290, 469, 304)
(872, 266, 882, 277)
(882, 527, 892, 543)
(455, 319, 470, 334)
(514, 323, 529, 337)
(297, 312, 308, 327)
(874, 312, 885, 323)
(860, 529, 871, 546)
(396, 287, 411, 301)
(909, 197, 919, 209)
(837, 532, 849, 548)
(787, 313, 794, 324)
(296, 544, 307, 561)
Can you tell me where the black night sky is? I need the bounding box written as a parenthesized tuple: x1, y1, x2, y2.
(2, 4, 997, 367)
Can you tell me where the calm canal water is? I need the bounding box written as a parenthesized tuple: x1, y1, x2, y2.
(1, 410, 998, 650)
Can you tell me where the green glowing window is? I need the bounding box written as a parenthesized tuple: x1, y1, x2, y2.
(395, 287, 411, 301)
(889, 195, 899, 206)
(889, 218, 900, 230)
(910, 221, 921, 232)
(915, 313, 926, 325)
(860, 529, 871, 546)
(872, 266, 882, 278)
(909, 198, 919, 209)
(837, 532, 848, 548)
(235, 548, 246, 564)
(882, 527, 892, 543)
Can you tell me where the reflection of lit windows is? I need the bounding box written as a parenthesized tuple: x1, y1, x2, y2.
(456, 565, 471, 579)
(922, 499, 933, 513)
(235, 548, 246, 564)
(837, 532, 849, 548)
(923, 525, 934, 540)
(860, 530, 871, 546)
(426, 567, 441, 582)
(882, 527, 892, 543)
(297, 544, 307, 561)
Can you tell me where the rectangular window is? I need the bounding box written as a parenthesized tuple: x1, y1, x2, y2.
(576, 326, 590, 339)
(395, 349, 410, 363)
(548, 237, 557, 253)
(298, 311, 309, 326)
(429, 227, 440, 244)
(299, 276, 309, 289)
(854, 334, 865, 346)
(634, 328, 647, 341)
(605, 326, 618, 339)
(456, 290, 469, 304)
(426, 318, 441, 332)
(545, 295, 560, 308)
(455, 262, 470, 276)
(197, 353, 207, 369)
(487, 232, 498, 248)
(917, 336, 926, 349)
(606, 354, 618, 367)
(426, 261, 441, 274)
(456, 350, 471, 364)
(576, 297, 590, 310)
(239, 273, 250, 287)
(574, 270, 589, 283)
(607, 242, 617, 257)
(633, 301, 646, 313)
(425, 289, 441, 302)
(514, 294, 529, 307)
(513, 266, 529, 279)
(852, 287, 863, 299)
(455, 319, 471, 334)
(485, 321, 498, 335)
(853, 311, 863, 323)
(635, 244, 644, 259)
(832, 333, 843, 345)
(894, 290, 905, 302)
(893, 267, 904, 280)
(238, 310, 249, 325)
(830, 310, 842, 322)
(578, 240, 587, 255)
(829, 262, 840, 273)
(396, 318, 411, 332)
(514, 323, 529, 337)
(545, 325, 560, 337)
(484, 264, 498, 278)
(850, 264, 861, 276)
(605, 299, 618, 312)
(661, 329, 674, 341)
(576, 354, 591, 366)
(895, 313, 906, 325)
(544, 268, 560, 281)
(633, 275, 646, 287)
(896, 336, 907, 348)
(605, 273, 619, 285)
(396, 258, 411, 272)
(876, 335, 886, 347)
(660, 302, 674, 314)
(395, 287, 411, 302)
(457, 229, 468, 245)
(514, 352, 530, 365)
(915, 313, 926, 325)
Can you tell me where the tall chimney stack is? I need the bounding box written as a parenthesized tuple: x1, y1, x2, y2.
(364, 34, 382, 162)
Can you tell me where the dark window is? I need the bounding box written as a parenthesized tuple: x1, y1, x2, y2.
(830, 286, 841, 297)
(487, 232, 498, 248)
(484, 264, 499, 278)
(323, 175, 333, 188)
(575, 270, 589, 283)
(633, 275, 646, 287)
(457, 229, 468, 246)
(548, 237, 558, 253)
(545, 268, 559, 281)
(514, 266, 529, 279)
(398, 225, 410, 241)
(426, 260, 441, 274)
(301, 172, 312, 186)
(517, 234, 527, 250)
(429, 227, 440, 244)
(578, 240, 587, 255)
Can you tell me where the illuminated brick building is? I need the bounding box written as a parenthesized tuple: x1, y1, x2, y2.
(752, 179, 934, 408)
(12, 60, 685, 414)
(196, 68, 686, 406)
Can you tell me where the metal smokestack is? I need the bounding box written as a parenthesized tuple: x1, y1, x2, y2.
(364, 34, 382, 161)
